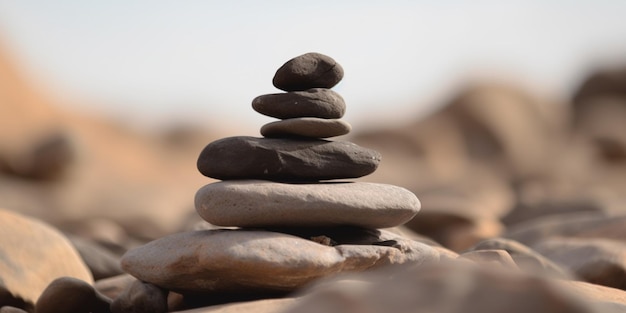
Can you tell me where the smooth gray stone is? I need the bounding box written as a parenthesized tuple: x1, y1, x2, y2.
(121, 229, 439, 294)
(195, 180, 420, 228)
(261, 118, 351, 138)
(252, 88, 345, 119)
(197, 136, 381, 181)
(272, 52, 344, 91)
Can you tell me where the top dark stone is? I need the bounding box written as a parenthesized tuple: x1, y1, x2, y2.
(273, 52, 344, 91)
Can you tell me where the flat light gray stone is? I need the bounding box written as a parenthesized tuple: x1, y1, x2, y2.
(197, 136, 381, 181)
(252, 88, 346, 119)
(121, 229, 438, 294)
(261, 118, 351, 138)
(272, 52, 344, 91)
(195, 180, 420, 228)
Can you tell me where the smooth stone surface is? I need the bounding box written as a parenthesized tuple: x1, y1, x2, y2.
(533, 237, 626, 290)
(35, 277, 111, 313)
(197, 137, 381, 181)
(121, 229, 438, 294)
(283, 261, 604, 313)
(0, 209, 93, 308)
(111, 280, 168, 313)
(195, 180, 420, 228)
(459, 249, 519, 270)
(272, 52, 343, 91)
(261, 118, 351, 138)
(470, 238, 569, 278)
(252, 88, 345, 119)
(69, 236, 124, 281)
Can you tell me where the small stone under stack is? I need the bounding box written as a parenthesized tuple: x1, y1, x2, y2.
(121, 53, 437, 302)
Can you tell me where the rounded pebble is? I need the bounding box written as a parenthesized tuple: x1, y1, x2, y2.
(273, 52, 344, 91)
(261, 118, 351, 138)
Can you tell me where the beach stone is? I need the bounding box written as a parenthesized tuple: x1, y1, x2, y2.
(69, 236, 124, 280)
(532, 237, 626, 290)
(283, 260, 604, 313)
(505, 213, 626, 246)
(111, 280, 168, 313)
(35, 277, 111, 313)
(272, 52, 343, 91)
(470, 238, 569, 278)
(197, 137, 381, 181)
(252, 88, 346, 119)
(0, 209, 93, 309)
(459, 249, 519, 270)
(95, 274, 137, 300)
(195, 180, 420, 228)
(121, 229, 439, 294)
(261, 118, 351, 138)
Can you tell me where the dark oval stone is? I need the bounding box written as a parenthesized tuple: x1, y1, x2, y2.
(260, 118, 351, 139)
(272, 53, 344, 91)
(252, 88, 346, 119)
(196, 136, 380, 181)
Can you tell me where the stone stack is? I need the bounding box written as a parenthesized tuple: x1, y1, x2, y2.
(120, 53, 436, 302)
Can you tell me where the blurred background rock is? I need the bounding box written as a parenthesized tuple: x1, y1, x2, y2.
(1, 1, 626, 253)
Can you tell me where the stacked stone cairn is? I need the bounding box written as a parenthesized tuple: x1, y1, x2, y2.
(120, 53, 436, 306)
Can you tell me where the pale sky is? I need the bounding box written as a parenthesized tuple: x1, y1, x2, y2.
(1, 1, 626, 131)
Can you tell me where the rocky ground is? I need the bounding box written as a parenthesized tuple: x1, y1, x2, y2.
(2, 48, 626, 313)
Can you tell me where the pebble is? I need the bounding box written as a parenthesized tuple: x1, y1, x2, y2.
(110, 280, 168, 313)
(252, 88, 346, 119)
(195, 180, 420, 228)
(532, 237, 626, 290)
(34, 277, 111, 313)
(260, 118, 351, 138)
(0, 209, 93, 308)
(197, 136, 381, 181)
(272, 52, 344, 91)
(121, 229, 438, 294)
(282, 260, 608, 313)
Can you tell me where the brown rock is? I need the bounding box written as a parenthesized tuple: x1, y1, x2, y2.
(533, 237, 626, 289)
(470, 238, 569, 278)
(111, 280, 168, 313)
(69, 236, 124, 280)
(260, 118, 351, 138)
(35, 277, 110, 313)
(252, 88, 346, 119)
(283, 261, 603, 313)
(197, 136, 381, 181)
(505, 213, 626, 246)
(272, 52, 343, 91)
(0, 209, 93, 308)
(95, 274, 137, 300)
(459, 249, 519, 270)
(121, 229, 439, 294)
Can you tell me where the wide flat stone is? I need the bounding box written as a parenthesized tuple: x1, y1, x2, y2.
(252, 88, 345, 119)
(121, 229, 438, 294)
(197, 136, 381, 181)
(261, 118, 351, 138)
(195, 180, 420, 228)
(272, 52, 344, 91)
